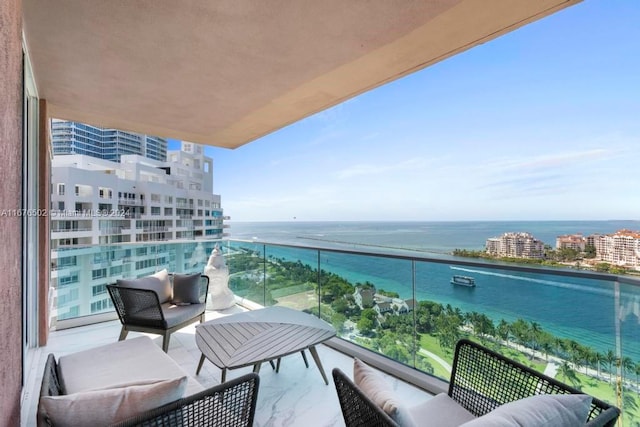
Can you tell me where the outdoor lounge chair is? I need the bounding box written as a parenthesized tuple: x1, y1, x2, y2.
(333, 338, 620, 427)
(107, 270, 209, 352)
(112, 373, 260, 427)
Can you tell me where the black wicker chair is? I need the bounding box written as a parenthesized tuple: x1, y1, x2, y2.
(332, 368, 398, 427)
(107, 274, 209, 352)
(333, 339, 620, 427)
(112, 373, 260, 427)
(450, 339, 619, 426)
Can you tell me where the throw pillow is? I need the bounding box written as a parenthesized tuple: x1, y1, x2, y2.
(353, 358, 416, 426)
(40, 376, 187, 427)
(117, 269, 172, 304)
(172, 273, 202, 304)
(459, 394, 592, 427)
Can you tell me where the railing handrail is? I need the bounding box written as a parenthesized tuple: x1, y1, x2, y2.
(48, 237, 640, 286)
(229, 238, 640, 286)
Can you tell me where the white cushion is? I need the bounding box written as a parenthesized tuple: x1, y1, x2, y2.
(353, 358, 417, 426)
(409, 393, 476, 427)
(40, 376, 187, 427)
(460, 394, 592, 427)
(117, 269, 172, 303)
(58, 336, 203, 396)
(353, 358, 400, 415)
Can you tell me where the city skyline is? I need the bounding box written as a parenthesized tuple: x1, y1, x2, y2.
(170, 1, 639, 222)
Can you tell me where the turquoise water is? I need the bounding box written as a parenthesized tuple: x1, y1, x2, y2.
(228, 220, 640, 360)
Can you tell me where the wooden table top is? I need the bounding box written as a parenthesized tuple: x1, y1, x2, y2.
(196, 306, 336, 371)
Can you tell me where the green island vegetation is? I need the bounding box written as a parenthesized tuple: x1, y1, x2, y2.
(227, 248, 640, 424)
(451, 245, 638, 276)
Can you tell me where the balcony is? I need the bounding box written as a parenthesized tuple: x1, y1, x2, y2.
(22, 306, 431, 426)
(40, 239, 640, 425)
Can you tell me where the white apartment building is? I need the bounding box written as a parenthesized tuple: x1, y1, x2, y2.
(556, 234, 587, 251)
(50, 142, 227, 321)
(591, 230, 640, 269)
(486, 232, 544, 259)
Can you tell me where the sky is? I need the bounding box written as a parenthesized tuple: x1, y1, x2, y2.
(169, 0, 640, 223)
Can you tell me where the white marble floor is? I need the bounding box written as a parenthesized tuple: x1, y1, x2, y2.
(22, 307, 432, 426)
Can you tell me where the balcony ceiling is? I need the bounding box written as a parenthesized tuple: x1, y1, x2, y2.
(23, 0, 579, 149)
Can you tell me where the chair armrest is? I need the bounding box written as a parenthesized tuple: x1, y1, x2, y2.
(107, 285, 166, 328)
(585, 407, 621, 427)
(111, 373, 260, 427)
(199, 274, 209, 304)
(332, 368, 398, 427)
(450, 339, 619, 426)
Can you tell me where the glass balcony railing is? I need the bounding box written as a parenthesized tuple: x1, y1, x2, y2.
(223, 240, 640, 426)
(51, 239, 640, 425)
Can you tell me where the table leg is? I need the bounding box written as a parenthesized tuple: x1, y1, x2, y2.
(253, 363, 261, 374)
(221, 368, 227, 383)
(269, 360, 277, 371)
(308, 345, 329, 385)
(276, 358, 281, 373)
(196, 354, 206, 375)
(301, 350, 309, 368)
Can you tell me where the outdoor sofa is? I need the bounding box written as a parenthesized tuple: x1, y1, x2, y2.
(37, 336, 259, 426)
(333, 338, 620, 427)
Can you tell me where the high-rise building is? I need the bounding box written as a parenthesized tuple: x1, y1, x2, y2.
(486, 232, 544, 259)
(591, 230, 640, 268)
(50, 141, 227, 320)
(51, 119, 167, 162)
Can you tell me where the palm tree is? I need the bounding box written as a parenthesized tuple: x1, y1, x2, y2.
(540, 339, 553, 362)
(605, 350, 616, 383)
(635, 362, 640, 389)
(496, 320, 510, 343)
(526, 321, 543, 358)
(593, 352, 604, 379)
(510, 318, 530, 348)
(557, 361, 581, 389)
(621, 356, 634, 381)
(579, 348, 596, 375)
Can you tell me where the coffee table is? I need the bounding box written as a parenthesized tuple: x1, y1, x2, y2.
(195, 306, 336, 384)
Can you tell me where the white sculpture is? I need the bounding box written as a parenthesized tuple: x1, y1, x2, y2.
(204, 244, 236, 310)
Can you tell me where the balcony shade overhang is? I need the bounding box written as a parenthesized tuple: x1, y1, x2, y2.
(23, 0, 579, 149)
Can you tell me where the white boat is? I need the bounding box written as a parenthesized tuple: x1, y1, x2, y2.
(451, 275, 476, 287)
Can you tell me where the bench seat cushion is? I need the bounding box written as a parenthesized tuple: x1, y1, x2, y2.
(162, 302, 205, 328)
(409, 393, 476, 427)
(58, 336, 204, 396)
(40, 376, 187, 427)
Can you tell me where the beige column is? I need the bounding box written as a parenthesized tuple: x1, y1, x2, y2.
(0, 0, 25, 424)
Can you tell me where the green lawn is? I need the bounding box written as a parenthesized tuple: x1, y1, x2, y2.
(569, 371, 640, 426)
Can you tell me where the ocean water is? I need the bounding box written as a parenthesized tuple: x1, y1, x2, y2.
(227, 220, 640, 360)
(229, 220, 640, 255)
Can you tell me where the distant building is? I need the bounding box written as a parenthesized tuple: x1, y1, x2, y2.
(353, 286, 375, 309)
(52, 119, 167, 162)
(390, 298, 415, 314)
(404, 299, 417, 312)
(374, 301, 393, 315)
(591, 230, 640, 269)
(486, 232, 544, 259)
(556, 234, 586, 251)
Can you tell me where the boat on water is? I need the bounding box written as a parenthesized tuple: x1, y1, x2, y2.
(451, 275, 476, 287)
